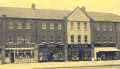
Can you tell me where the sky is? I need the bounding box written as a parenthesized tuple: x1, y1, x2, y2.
(0, 0, 119, 15)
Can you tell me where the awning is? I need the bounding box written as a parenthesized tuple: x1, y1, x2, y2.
(5, 48, 35, 50)
(95, 47, 120, 52)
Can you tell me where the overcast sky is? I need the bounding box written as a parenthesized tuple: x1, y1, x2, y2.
(0, 0, 119, 15)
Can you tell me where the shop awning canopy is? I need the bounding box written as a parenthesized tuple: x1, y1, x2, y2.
(95, 47, 120, 52)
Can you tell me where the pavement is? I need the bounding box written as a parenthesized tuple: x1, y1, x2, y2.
(0, 60, 120, 69)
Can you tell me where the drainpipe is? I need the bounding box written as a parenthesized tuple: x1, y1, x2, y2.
(64, 19, 68, 61)
(1, 14, 7, 64)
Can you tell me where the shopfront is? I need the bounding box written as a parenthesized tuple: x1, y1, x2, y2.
(4, 43, 38, 63)
(94, 47, 120, 60)
(68, 44, 93, 61)
(38, 43, 65, 62)
(5, 48, 36, 63)
(96, 51, 117, 60)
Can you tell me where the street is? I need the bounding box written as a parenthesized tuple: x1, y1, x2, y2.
(35, 66, 120, 69)
(1, 60, 120, 69)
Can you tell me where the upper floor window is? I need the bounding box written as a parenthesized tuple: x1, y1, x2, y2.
(58, 24, 62, 30)
(70, 22, 74, 30)
(84, 22, 87, 30)
(8, 22, 14, 29)
(17, 23, 23, 29)
(84, 35, 88, 43)
(57, 36, 62, 42)
(24, 36, 31, 43)
(96, 23, 100, 31)
(16, 36, 24, 43)
(102, 24, 107, 31)
(50, 23, 54, 30)
(42, 23, 46, 29)
(70, 35, 74, 42)
(108, 25, 113, 31)
(50, 36, 54, 42)
(25, 23, 32, 29)
(77, 22, 80, 30)
(78, 35, 81, 43)
(41, 35, 46, 42)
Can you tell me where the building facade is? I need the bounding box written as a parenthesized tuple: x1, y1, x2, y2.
(0, 5, 120, 63)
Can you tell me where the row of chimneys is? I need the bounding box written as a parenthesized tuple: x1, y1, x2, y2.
(31, 3, 86, 11)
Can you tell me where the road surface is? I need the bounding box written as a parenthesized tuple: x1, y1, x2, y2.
(34, 65, 120, 69)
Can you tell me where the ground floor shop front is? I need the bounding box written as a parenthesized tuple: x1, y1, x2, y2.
(1, 43, 120, 64)
(94, 47, 120, 60)
(68, 44, 93, 61)
(4, 48, 38, 63)
(38, 43, 65, 62)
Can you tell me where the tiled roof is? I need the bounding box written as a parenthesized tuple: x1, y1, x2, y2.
(88, 12, 120, 22)
(0, 7, 120, 22)
(0, 7, 70, 20)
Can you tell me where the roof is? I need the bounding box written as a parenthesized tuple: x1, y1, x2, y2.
(88, 12, 120, 22)
(0, 7, 120, 22)
(0, 7, 70, 20)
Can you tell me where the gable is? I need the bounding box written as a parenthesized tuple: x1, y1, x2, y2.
(67, 7, 90, 21)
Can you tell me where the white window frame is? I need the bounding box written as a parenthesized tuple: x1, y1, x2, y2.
(50, 23, 54, 30)
(58, 24, 62, 30)
(17, 23, 23, 29)
(42, 23, 46, 30)
(8, 22, 14, 29)
(25, 22, 32, 29)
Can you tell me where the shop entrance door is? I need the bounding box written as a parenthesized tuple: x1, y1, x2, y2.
(79, 50, 92, 61)
(10, 53, 14, 63)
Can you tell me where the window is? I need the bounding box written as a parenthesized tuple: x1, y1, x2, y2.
(16, 36, 24, 43)
(78, 35, 81, 43)
(41, 36, 46, 42)
(84, 22, 87, 30)
(109, 36, 113, 42)
(57, 36, 62, 42)
(102, 24, 107, 31)
(96, 23, 100, 31)
(77, 22, 80, 30)
(84, 35, 88, 43)
(25, 36, 31, 43)
(25, 23, 32, 29)
(58, 24, 62, 30)
(70, 22, 74, 30)
(71, 35, 74, 42)
(108, 25, 113, 31)
(42, 23, 46, 29)
(50, 23, 54, 30)
(17, 23, 23, 29)
(50, 36, 54, 42)
(8, 22, 14, 29)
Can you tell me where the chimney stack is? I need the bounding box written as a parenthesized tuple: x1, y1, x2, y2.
(81, 6, 86, 11)
(31, 3, 36, 10)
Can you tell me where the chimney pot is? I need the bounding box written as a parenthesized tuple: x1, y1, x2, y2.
(81, 6, 86, 11)
(31, 3, 36, 10)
